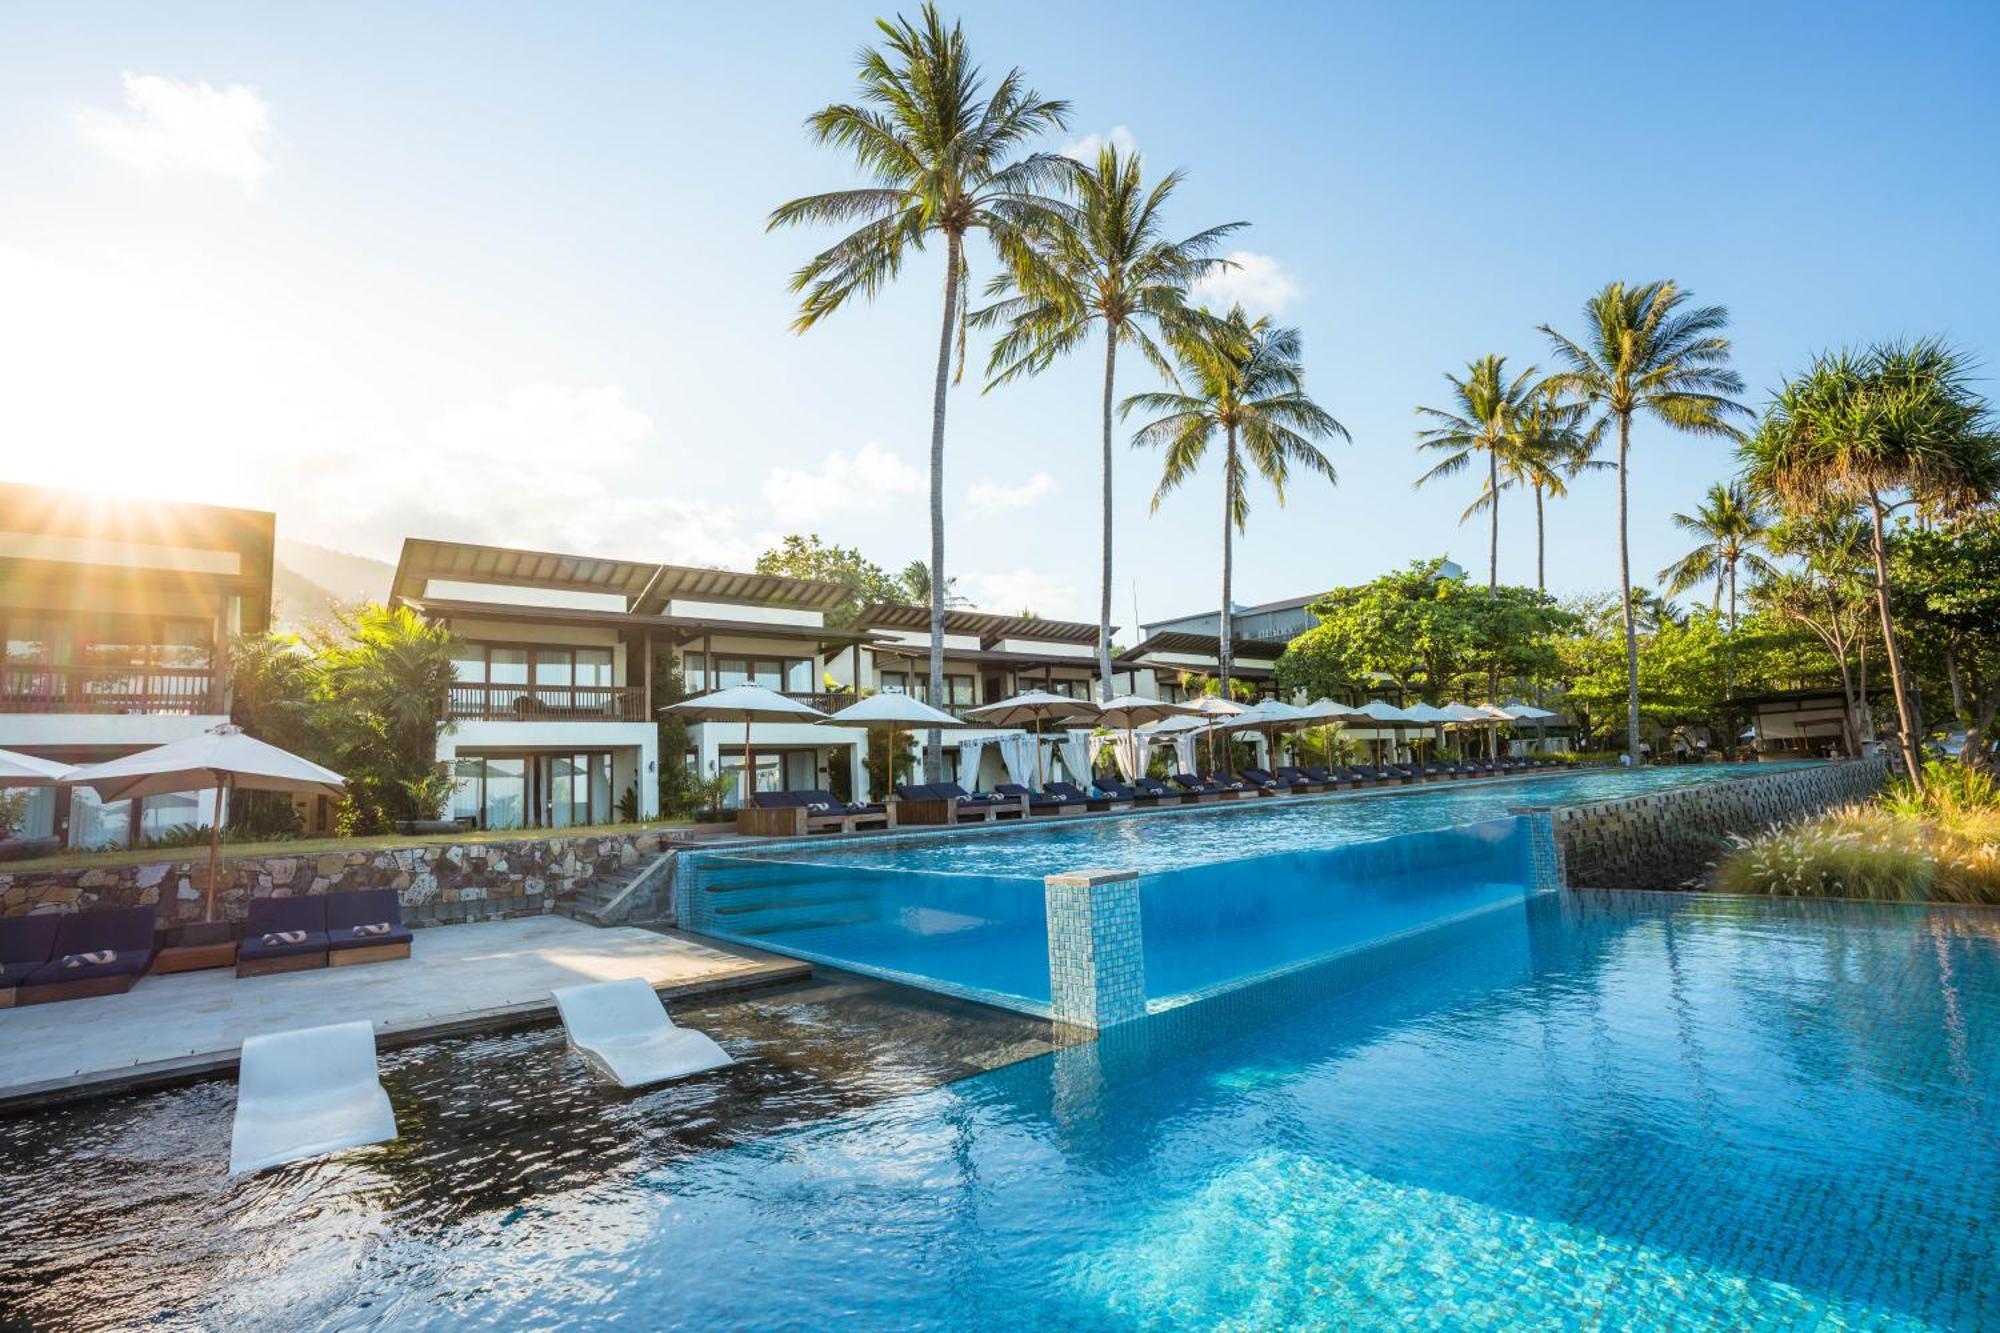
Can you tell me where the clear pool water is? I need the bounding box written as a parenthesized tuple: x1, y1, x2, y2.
(7, 890, 1990, 1328)
(682, 764, 1822, 1015)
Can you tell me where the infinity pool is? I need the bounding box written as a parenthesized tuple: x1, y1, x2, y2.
(682, 764, 1822, 1015)
(7, 890, 1991, 1328)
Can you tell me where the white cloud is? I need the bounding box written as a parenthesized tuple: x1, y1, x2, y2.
(292, 385, 754, 565)
(1190, 250, 1302, 316)
(79, 71, 276, 191)
(1061, 125, 1137, 162)
(762, 441, 924, 524)
(963, 568, 1086, 621)
(966, 471, 1056, 515)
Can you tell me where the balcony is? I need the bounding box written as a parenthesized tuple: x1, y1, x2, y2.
(445, 683, 648, 723)
(0, 665, 220, 716)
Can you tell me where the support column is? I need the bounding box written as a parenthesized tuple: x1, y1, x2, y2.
(1043, 868, 1146, 1029)
(1510, 807, 1566, 891)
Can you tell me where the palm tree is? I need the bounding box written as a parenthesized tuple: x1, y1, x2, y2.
(1541, 281, 1748, 764)
(1658, 481, 1775, 629)
(769, 6, 1071, 778)
(1499, 387, 1603, 593)
(897, 559, 970, 609)
(1741, 339, 2000, 787)
(974, 144, 1242, 699)
(1760, 506, 1875, 754)
(1413, 355, 1541, 593)
(1125, 306, 1348, 699)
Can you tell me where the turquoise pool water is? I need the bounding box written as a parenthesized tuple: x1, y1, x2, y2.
(150, 889, 1994, 1328)
(681, 764, 1821, 1014)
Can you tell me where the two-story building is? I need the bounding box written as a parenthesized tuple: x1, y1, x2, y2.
(391, 539, 876, 823)
(0, 483, 274, 847)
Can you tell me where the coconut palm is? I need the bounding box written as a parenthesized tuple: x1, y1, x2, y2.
(1741, 339, 2000, 787)
(1658, 481, 1776, 629)
(1413, 355, 1541, 593)
(1541, 281, 1749, 764)
(1459, 379, 1602, 592)
(974, 144, 1243, 699)
(769, 6, 1071, 778)
(1125, 306, 1348, 696)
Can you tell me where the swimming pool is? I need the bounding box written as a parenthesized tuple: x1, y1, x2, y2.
(8, 889, 1989, 1327)
(681, 764, 1823, 1016)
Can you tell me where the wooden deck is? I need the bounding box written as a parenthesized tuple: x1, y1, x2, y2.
(0, 916, 808, 1112)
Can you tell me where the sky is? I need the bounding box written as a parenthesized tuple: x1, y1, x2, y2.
(2, 2, 1997, 629)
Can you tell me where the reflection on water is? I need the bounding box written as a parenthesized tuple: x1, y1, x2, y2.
(3, 891, 1996, 1330)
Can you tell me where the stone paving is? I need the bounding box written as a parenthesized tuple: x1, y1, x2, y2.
(0, 915, 805, 1108)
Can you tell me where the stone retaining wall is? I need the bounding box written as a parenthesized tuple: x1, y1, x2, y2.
(1545, 758, 1890, 890)
(0, 830, 686, 929)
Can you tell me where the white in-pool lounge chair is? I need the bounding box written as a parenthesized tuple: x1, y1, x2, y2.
(552, 976, 734, 1089)
(228, 1020, 398, 1175)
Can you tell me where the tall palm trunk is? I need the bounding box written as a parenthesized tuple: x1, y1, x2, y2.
(1218, 425, 1238, 727)
(1866, 488, 1924, 787)
(1486, 447, 1499, 594)
(922, 233, 961, 781)
(1097, 327, 1118, 701)
(1616, 411, 1641, 764)
(1533, 483, 1546, 593)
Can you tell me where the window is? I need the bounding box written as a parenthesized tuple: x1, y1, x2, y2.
(786, 658, 815, 693)
(575, 648, 614, 688)
(680, 652, 707, 692)
(450, 644, 488, 683)
(692, 654, 815, 696)
(534, 649, 574, 688)
(488, 647, 530, 686)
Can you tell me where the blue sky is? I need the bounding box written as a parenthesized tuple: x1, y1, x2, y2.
(1, 2, 1995, 626)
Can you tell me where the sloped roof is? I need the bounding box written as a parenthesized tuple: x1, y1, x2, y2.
(857, 603, 1105, 647)
(390, 538, 851, 612)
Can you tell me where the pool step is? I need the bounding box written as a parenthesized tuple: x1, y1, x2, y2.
(724, 909, 876, 938)
(710, 889, 868, 918)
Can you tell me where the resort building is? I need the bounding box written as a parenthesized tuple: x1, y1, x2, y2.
(1109, 631, 1290, 702)
(0, 482, 275, 847)
(827, 605, 1107, 786)
(390, 539, 872, 824)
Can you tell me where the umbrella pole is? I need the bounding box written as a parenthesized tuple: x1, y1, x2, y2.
(204, 774, 225, 924)
(1035, 715, 1044, 789)
(743, 717, 754, 809)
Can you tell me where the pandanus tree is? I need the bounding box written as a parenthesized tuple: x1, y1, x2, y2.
(1759, 507, 1875, 754)
(1125, 306, 1348, 698)
(1741, 339, 2000, 787)
(1413, 355, 1542, 593)
(1541, 281, 1748, 765)
(974, 143, 1243, 698)
(769, 5, 1071, 778)
(1659, 481, 1776, 629)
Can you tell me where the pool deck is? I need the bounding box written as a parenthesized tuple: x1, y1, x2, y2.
(0, 916, 809, 1113)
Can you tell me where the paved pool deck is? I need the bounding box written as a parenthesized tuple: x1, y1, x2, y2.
(0, 916, 808, 1112)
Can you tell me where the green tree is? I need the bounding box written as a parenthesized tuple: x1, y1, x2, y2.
(1659, 480, 1775, 628)
(896, 558, 970, 610)
(315, 605, 458, 833)
(770, 6, 1071, 777)
(975, 142, 1241, 698)
(1413, 355, 1542, 592)
(1741, 339, 2000, 786)
(1894, 516, 2000, 772)
(755, 534, 906, 628)
(1486, 385, 1602, 592)
(1126, 305, 1347, 694)
(1541, 280, 1748, 765)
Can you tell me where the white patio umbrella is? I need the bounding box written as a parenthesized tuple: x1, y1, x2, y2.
(64, 724, 346, 922)
(964, 690, 1101, 787)
(1094, 695, 1202, 782)
(0, 748, 75, 785)
(1221, 699, 1314, 768)
(1437, 702, 1496, 760)
(1499, 700, 1560, 750)
(1399, 702, 1458, 761)
(661, 684, 828, 808)
(1350, 699, 1419, 765)
(1301, 698, 1363, 769)
(820, 692, 966, 795)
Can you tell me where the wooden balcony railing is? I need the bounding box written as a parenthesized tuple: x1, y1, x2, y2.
(0, 665, 220, 715)
(446, 683, 648, 723)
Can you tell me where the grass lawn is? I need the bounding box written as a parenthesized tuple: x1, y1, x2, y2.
(0, 818, 704, 874)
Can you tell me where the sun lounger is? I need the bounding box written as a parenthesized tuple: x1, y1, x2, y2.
(237, 896, 330, 978)
(995, 783, 1073, 815)
(1134, 777, 1185, 804)
(1044, 781, 1113, 811)
(1170, 772, 1222, 800)
(0, 914, 61, 1008)
(753, 790, 891, 834)
(1273, 766, 1326, 791)
(229, 1020, 397, 1175)
(18, 906, 156, 1004)
(324, 889, 413, 967)
(552, 976, 734, 1089)
(1097, 780, 1163, 806)
(1298, 765, 1344, 787)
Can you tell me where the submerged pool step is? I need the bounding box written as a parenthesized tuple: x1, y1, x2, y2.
(708, 888, 870, 918)
(724, 909, 876, 938)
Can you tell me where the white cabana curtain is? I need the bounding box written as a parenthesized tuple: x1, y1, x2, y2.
(997, 733, 1034, 786)
(1111, 733, 1140, 779)
(1173, 734, 1198, 775)
(1055, 730, 1090, 787)
(955, 738, 987, 787)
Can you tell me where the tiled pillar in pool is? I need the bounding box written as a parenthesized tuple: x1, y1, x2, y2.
(1044, 868, 1146, 1029)
(1511, 808, 1567, 891)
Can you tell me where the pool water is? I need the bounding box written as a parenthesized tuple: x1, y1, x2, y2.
(682, 765, 1821, 1015)
(7, 890, 1990, 1328)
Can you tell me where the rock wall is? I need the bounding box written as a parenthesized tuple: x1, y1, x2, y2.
(1543, 758, 1890, 890)
(0, 830, 686, 929)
